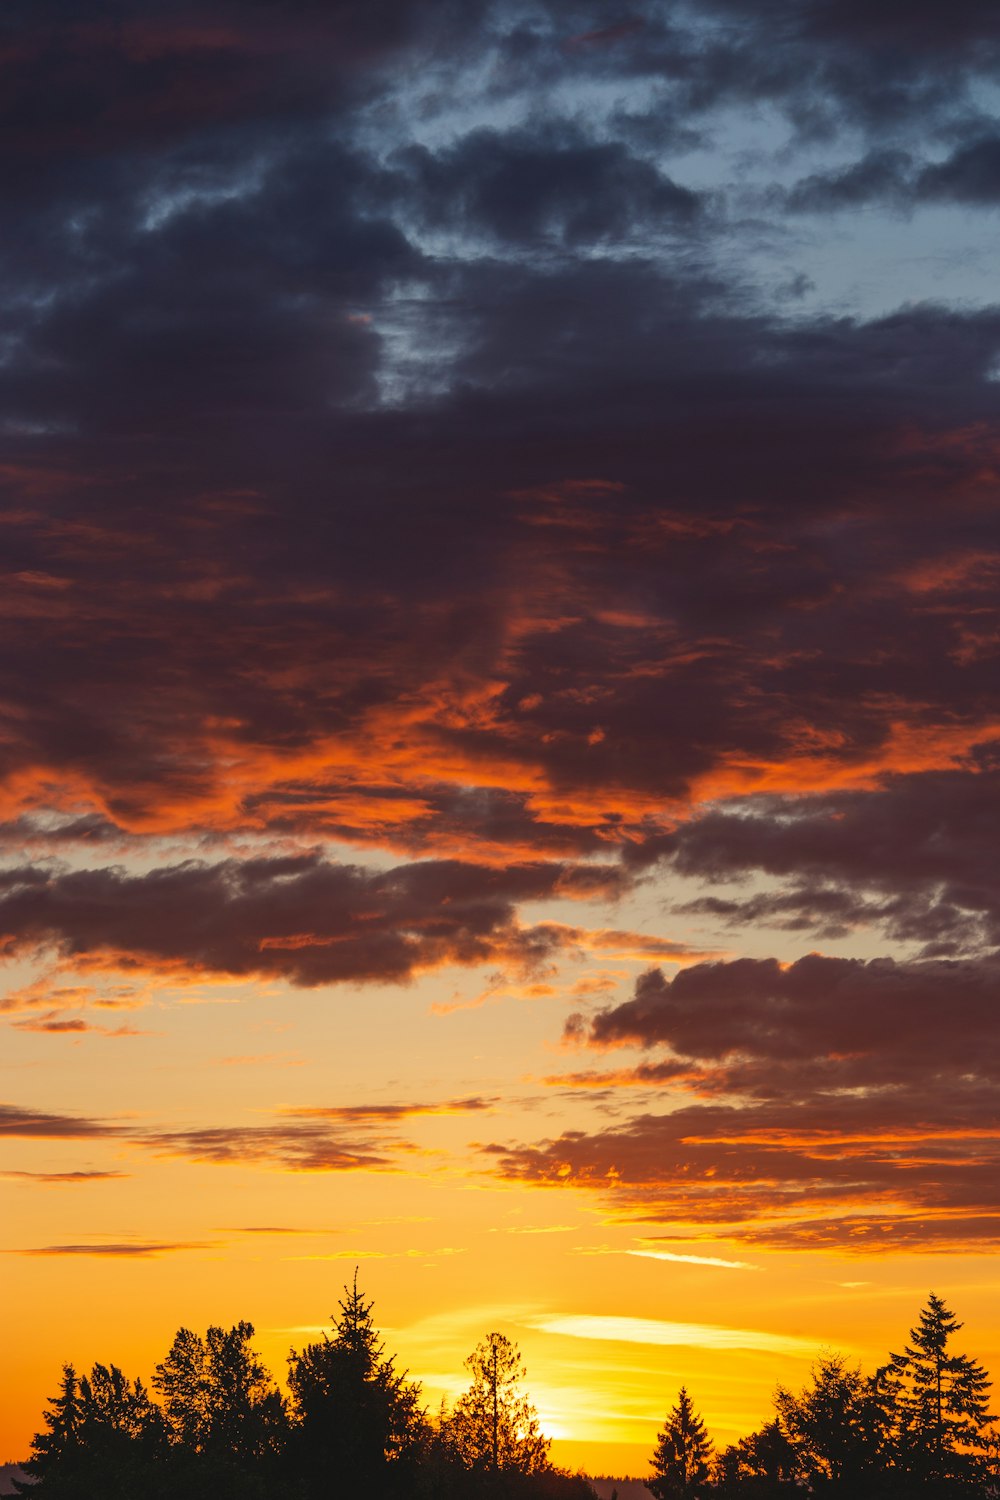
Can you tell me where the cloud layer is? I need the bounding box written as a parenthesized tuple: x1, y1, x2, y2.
(4, 0, 1000, 1256)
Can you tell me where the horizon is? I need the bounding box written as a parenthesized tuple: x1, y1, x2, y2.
(4, 0, 1000, 1475)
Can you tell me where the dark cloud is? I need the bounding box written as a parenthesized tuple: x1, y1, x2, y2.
(399, 127, 702, 247)
(642, 765, 1000, 955)
(486, 1086, 1000, 1250)
(286, 1096, 497, 1120)
(141, 1093, 489, 1170)
(918, 135, 1000, 203)
(3, 0, 1000, 1267)
(486, 952, 1000, 1249)
(576, 955, 1000, 1084)
(1, 1170, 127, 1183)
(785, 149, 915, 212)
(18, 1241, 212, 1257)
(0, 1104, 122, 1138)
(144, 1124, 392, 1172)
(0, 853, 624, 986)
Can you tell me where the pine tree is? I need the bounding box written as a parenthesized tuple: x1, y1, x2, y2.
(889, 1292, 995, 1488)
(648, 1387, 713, 1499)
(287, 1273, 428, 1497)
(14, 1365, 82, 1493)
(15, 1362, 169, 1499)
(774, 1351, 889, 1495)
(446, 1331, 551, 1476)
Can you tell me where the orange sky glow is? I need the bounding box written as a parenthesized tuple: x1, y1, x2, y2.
(5, 0, 1000, 1481)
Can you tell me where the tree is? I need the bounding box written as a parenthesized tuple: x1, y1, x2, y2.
(15, 1362, 168, 1499)
(889, 1292, 995, 1490)
(647, 1387, 713, 1499)
(714, 1419, 797, 1497)
(14, 1365, 83, 1495)
(774, 1352, 890, 1495)
(152, 1320, 287, 1498)
(287, 1274, 428, 1498)
(446, 1331, 551, 1476)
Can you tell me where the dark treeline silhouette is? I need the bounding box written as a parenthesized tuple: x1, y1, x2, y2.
(13, 1288, 999, 1499)
(654, 1294, 998, 1499)
(14, 1275, 594, 1500)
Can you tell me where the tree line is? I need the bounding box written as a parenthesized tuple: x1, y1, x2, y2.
(648, 1293, 997, 1498)
(13, 1286, 998, 1498)
(14, 1275, 587, 1500)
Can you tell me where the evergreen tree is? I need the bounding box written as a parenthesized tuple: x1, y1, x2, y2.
(774, 1352, 890, 1495)
(15, 1362, 169, 1499)
(286, 1273, 428, 1498)
(647, 1387, 713, 1499)
(14, 1365, 82, 1495)
(446, 1331, 551, 1477)
(889, 1292, 995, 1490)
(714, 1419, 797, 1497)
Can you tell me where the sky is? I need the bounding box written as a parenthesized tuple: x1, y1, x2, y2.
(4, 0, 1000, 1476)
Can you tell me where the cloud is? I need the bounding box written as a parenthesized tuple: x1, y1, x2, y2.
(533, 1314, 820, 1357)
(140, 1095, 496, 1172)
(0, 853, 626, 987)
(486, 1086, 1000, 1251)
(576, 955, 1000, 1081)
(18, 1241, 213, 1257)
(398, 125, 702, 249)
(626, 1249, 759, 1271)
(1, 1170, 127, 1184)
(482, 949, 1000, 1251)
(0, 1104, 123, 1138)
(143, 1125, 393, 1172)
(645, 765, 1000, 955)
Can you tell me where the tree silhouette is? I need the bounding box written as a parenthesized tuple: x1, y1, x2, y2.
(714, 1418, 797, 1496)
(647, 1387, 713, 1499)
(15, 1362, 168, 1499)
(774, 1352, 890, 1496)
(446, 1331, 551, 1477)
(151, 1320, 287, 1498)
(286, 1273, 428, 1498)
(14, 1365, 83, 1495)
(889, 1292, 995, 1490)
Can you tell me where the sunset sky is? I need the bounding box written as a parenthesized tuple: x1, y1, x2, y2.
(5, 0, 1000, 1476)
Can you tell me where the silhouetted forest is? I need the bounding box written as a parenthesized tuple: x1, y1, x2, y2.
(12, 1285, 1000, 1498)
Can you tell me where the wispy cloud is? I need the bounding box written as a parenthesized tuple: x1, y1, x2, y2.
(17, 1241, 214, 1258)
(1, 1169, 128, 1184)
(534, 1315, 822, 1357)
(626, 1249, 760, 1271)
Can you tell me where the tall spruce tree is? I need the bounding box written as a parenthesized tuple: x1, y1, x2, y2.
(286, 1274, 427, 1498)
(889, 1292, 995, 1489)
(648, 1387, 713, 1499)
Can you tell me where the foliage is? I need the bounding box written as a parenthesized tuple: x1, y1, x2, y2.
(16, 1287, 1000, 1500)
(774, 1351, 892, 1495)
(152, 1319, 287, 1468)
(15, 1362, 168, 1499)
(713, 1419, 797, 1496)
(888, 1292, 996, 1490)
(286, 1272, 429, 1497)
(446, 1331, 552, 1476)
(648, 1386, 713, 1499)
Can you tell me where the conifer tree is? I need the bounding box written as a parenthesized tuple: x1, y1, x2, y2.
(648, 1387, 713, 1499)
(446, 1331, 551, 1476)
(889, 1292, 995, 1488)
(774, 1351, 889, 1494)
(14, 1365, 82, 1494)
(287, 1273, 427, 1497)
(15, 1362, 168, 1499)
